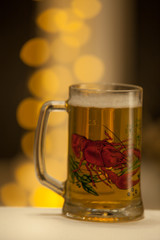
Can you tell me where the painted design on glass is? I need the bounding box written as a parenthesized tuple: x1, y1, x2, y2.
(69, 126, 140, 196)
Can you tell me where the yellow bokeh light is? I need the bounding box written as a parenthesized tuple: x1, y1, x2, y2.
(16, 97, 44, 129)
(36, 8, 83, 33)
(29, 186, 64, 207)
(51, 65, 74, 99)
(72, 0, 102, 19)
(28, 66, 73, 101)
(21, 123, 68, 160)
(15, 162, 39, 191)
(28, 68, 59, 100)
(45, 157, 67, 182)
(20, 38, 50, 67)
(0, 183, 27, 206)
(21, 131, 35, 159)
(21, 130, 58, 158)
(62, 8, 83, 33)
(61, 23, 91, 48)
(46, 127, 68, 160)
(36, 8, 67, 33)
(51, 38, 79, 63)
(74, 54, 105, 82)
(48, 110, 68, 127)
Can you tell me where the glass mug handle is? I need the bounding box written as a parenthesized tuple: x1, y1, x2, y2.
(34, 101, 67, 197)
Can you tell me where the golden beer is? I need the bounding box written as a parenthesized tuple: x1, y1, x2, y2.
(35, 83, 143, 221)
(63, 85, 143, 221)
(65, 105, 142, 209)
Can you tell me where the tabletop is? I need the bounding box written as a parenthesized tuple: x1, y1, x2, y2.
(0, 207, 160, 240)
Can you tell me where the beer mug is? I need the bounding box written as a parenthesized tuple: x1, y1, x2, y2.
(34, 83, 144, 222)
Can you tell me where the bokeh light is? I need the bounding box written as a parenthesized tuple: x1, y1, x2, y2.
(51, 65, 74, 99)
(61, 23, 91, 48)
(36, 8, 67, 33)
(20, 130, 55, 159)
(1, 183, 28, 206)
(28, 68, 59, 100)
(0, 162, 8, 187)
(21, 131, 35, 159)
(20, 38, 50, 67)
(13, 0, 104, 209)
(61, 8, 83, 33)
(36, 8, 84, 33)
(16, 97, 44, 129)
(74, 54, 105, 82)
(29, 186, 64, 207)
(28, 66, 74, 101)
(48, 110, 68, 127)
(45, 157, 67, 182)
(72, 0, 102, 19)
(51, 38, 79, 63)
(45, 127, 68, 160)
(15, 162, 39, 191)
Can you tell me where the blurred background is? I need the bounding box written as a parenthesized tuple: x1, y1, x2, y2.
(0, 0, 159, 208)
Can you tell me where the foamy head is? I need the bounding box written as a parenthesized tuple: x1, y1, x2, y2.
(68, 83, 142, 108)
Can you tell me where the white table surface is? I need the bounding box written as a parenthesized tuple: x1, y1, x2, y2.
(0, 207, 159, 240)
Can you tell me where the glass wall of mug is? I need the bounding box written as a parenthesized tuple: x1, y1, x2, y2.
(35, 83, 143, 222)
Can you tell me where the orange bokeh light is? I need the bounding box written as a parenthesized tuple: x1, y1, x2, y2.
(15, 162, 39, 191)
(20, 38, 50, 67)
(72, 0, 102, 19)
(74, 54, 105, 82)
(61, 23, 91, 48)
(16, 98, 44, 130)
(36, 8, 67, 33)
(29, 186, 64, 207)
(28, 68, 59, 100)
(51, 38, 79, 63)
(1, 183, 28, 206)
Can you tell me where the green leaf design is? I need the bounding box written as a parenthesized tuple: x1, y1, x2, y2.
(69, 155, 99, 196)
(120, 157, 140, 176)
(81, 182, 98, 196)
(81, 174, 98, 184)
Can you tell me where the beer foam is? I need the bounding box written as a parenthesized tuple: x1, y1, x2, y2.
(68, 93, 141, 108)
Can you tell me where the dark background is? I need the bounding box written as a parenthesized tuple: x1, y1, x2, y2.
(137, 1, 160, 121)
(0, 0, 160, 159)
(0, 1, 36, 158)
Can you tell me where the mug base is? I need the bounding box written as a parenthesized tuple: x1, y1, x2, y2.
(63, 201, 144, 222)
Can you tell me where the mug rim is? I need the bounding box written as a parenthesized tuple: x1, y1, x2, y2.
(70, 83, 143, 93)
